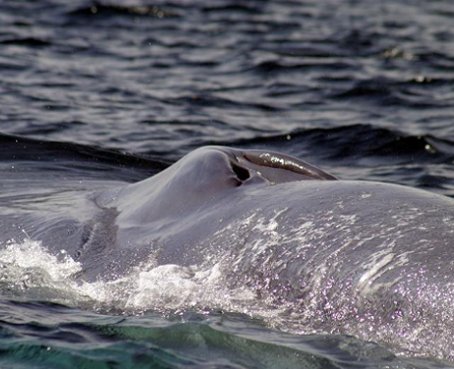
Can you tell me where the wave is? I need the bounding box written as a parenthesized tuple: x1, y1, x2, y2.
(230, 124, 454, 165)
(0, 133, 168, 182)
(0, 296, 408, 369)
(330, 78, 454, 109)
(67, 2, 177, 19)
(0, 37, 51, 47)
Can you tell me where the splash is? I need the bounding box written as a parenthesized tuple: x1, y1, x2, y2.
(0, 238, 259, 316)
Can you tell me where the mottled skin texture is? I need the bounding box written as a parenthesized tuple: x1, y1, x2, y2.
(1, 146, 454, 359)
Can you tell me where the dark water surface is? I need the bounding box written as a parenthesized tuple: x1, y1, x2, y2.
(1, 0, 454, 368)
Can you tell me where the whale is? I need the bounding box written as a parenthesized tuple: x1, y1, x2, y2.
(1, 145, 454, 360)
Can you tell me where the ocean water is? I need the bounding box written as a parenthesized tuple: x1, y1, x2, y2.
(1, 0, 454, 368)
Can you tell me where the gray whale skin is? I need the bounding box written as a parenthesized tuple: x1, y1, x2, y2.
(3, 146, 454, 360)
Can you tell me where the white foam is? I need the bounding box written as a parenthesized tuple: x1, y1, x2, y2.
(0, 238, 259, 315)
(0, 239, 81, 287)
(0, 239, 86, 305)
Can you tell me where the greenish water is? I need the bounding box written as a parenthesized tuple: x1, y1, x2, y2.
(0, 301, 447, 369)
